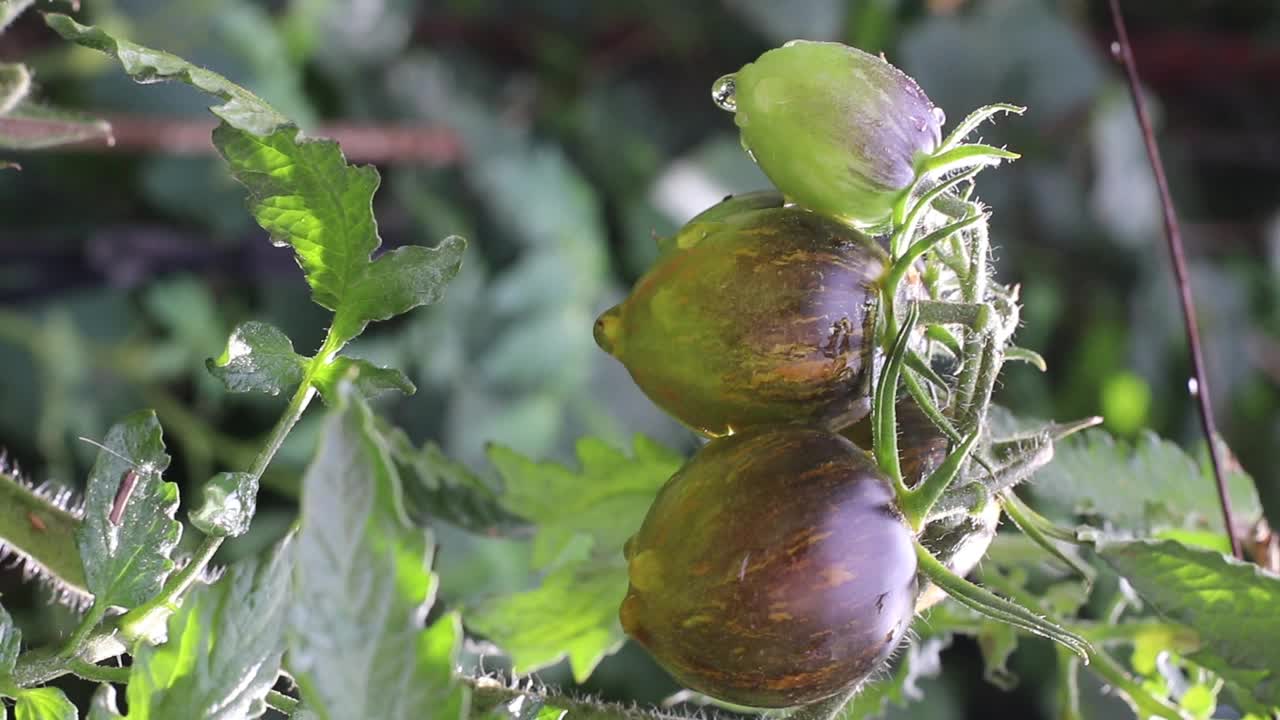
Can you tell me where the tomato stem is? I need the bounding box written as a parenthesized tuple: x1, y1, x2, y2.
(912, 540, 1091, 660)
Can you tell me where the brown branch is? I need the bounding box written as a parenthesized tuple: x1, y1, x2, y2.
(59, 113, 464, 166)
(1106, 0, 1243, 560)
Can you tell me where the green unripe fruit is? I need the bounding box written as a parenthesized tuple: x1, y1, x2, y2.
(620, 426, 918, 708)
(714, 40, 943, 229)
(595, 201, 892, 437)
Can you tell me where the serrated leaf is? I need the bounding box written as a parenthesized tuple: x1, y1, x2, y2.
(1030, 429, 1262, 535)
(1099, 539, 1280, 707)
(381, 425, 525, 535)
(0, 102, 112, 150)
(467, 557, 628, 684)
(487, 435, 681, 553)
(470, 436, 681, 682)
(13, 687, 76, 720)
(288, 387, 467, 720)
(207, 321, 306, 396)
(45, 14, 288, 136)
(76, 411, 180, 609)
(190, 472, 258, 539)
(213, 124, 466, 347)
(312, 356, 415, 405)
(126, 539, 292, 720)
(0, 603, 18, 696)
(86, 685, 123, 720)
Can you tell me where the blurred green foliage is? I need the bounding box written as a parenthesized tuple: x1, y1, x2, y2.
(2, 0, 1279, 717)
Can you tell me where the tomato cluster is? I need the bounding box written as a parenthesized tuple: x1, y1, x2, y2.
(595, 41, 971, 708)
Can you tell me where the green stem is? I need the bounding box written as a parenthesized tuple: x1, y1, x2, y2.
(118, 329, 335, 637)
(902, 430, 980, 530)
(12, 631, 125, 688)
(913, 540, 1090, 659)
(1079, 640, 1193, 720)
(56, 604, 106, 660)
(66, 658, 129, 684)
(873, 304, 918, 496)
(268, 689, 301, 715)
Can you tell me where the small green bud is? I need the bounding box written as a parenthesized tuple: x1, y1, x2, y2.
(715, 40, 943, 229)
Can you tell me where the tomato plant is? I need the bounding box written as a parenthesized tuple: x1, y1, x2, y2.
(0, 4, 1277, 720)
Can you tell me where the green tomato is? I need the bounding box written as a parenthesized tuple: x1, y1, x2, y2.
(595, 201, 892, 437)
(715, 40, 943, 229)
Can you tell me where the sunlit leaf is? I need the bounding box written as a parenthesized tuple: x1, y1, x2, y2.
(207, 322, 306, 397)
(13, 687, 76, 720)
(125, 539, 291, 719)
(1099, 539, 1280, 708)
(288, 387, 467, 720)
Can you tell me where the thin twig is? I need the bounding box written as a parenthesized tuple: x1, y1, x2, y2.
(1106, 0, 1243, 559)
(59, 113, 464, 166)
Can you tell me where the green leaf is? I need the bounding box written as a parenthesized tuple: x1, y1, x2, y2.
(1029, 429, 1262, 535)
(313, 356, 416, 405)
(206, 321, 306, 396)
(13, 687, 76, 720)
(0, 602, 18, 695)
(126, 540, 292, 720)
(381, 424, 525, 535)
(466, 557, 628, 685)
(45, 14, 288, 136)
(190, 472, 258, 538)
(487, 436, 682, 554)
(468, 436, 681, 682)
(1099, 539, 1280, 707)
(76, 411, 181, 609)
(0, 102, 112, 151)
(213, 124, 466, 347)
(288, 387, 468, 720)
(86, 685, 123, 720)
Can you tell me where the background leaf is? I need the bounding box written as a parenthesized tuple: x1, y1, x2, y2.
(1029, 429, 1262, 534)
(287, 388, 467, 720)
(76, 410, 180, 609)
(381, 424, 526, 536)
(1099, 539, 1280, 708)
(467, 557, 628, 685)
(125, 539, 292, 720)
(465, 436, 682, 682)
(488, 436, 682, 558)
